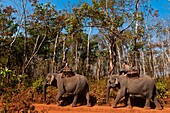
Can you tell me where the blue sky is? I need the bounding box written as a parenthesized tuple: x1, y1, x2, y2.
(38, 0, 169, 19)
(151, 0, 170, 18)
(1, 0, 169, 19)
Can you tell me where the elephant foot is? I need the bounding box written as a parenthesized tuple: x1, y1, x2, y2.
(144, 106, 150, 110)
(156, 107, 162, 110)
(112, 104, 117, 108)
(126, 105, 132, 109)
(56, 101, 61, 106)
(87, 103, 91, 107)
(71, 103, 77, 107)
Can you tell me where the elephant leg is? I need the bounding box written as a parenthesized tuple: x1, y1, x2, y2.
(144, 98, 151, 109)
(127, 95, 132, 108)
(113, 89, 125, 108)
(125, 94, 132, 108)
(153, 97, 162, 110)
(72, 94, 78, 107)
(86, 92, 91, 107)
(56, 91, 64, 106)
(106, 86, 111, 104)
(124, 93, 128, 106)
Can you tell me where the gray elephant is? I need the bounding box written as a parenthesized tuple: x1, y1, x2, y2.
(106, 75, 162, 110)
(43, 73, 91, 107)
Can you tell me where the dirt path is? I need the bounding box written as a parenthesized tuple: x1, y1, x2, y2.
(34, 104, 170, 113)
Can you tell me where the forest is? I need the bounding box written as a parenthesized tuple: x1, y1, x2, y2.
(0, 0, 170, 112)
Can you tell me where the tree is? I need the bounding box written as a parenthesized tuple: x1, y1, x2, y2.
(26, 1, 67, 74)
(72, 0, 135, 76)
(0, 5, 18, 74)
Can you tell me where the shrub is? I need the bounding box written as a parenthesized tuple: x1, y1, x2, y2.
(32, 77, 44, 94)
(156, 78, 170, 99)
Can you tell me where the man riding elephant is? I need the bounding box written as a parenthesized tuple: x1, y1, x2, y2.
(49, 59, 75, 85)
(61, 63, 75, 78)
(120, 60, 131, 75)
(120, 60, 139, 78)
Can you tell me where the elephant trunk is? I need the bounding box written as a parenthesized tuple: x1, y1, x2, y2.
(43, 81, 47, 102)
(106, 85, 110, 103)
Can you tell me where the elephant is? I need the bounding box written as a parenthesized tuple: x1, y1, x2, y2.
(106, 74, 162, 110)
(43, 73, 91, 107)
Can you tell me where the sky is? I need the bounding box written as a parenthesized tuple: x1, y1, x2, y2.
(150, 0, 170, 19)
(0, 0, 169, 19)
(38, 0, 170, 19)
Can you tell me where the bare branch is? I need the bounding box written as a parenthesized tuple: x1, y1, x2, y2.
(32, 35, 40, 54)
(24, 34, 46, 69)
(120, 19, 134, 34)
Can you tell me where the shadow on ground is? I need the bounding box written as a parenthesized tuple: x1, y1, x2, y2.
(46, 94, 97, 107)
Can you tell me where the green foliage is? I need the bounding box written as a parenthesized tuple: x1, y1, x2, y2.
(0, 68, 21, 95)
(0, 67, 13, 85)
(0, 6, 18, 36)
(0, 67, 12, 78)
(32, 77, 44, 93)
(156, 78, 170, 99)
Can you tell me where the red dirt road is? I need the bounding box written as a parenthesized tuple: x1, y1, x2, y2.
(34, 104, 170, 113)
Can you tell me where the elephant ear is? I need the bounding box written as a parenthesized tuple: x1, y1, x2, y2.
(112, 75, 119, 85)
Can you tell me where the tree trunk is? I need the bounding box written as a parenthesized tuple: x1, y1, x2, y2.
(116, 44, 121, 72)
(149, 39, 155, 78)
(153, 56, 160, 78)
(133, 0, 140, 68)
(109, 43, 114, 76)
(140, 50, 146, 75)
(97, 58, 101, 81)
(62, 36, 66, 61)
(86, 26, 92, 76)
(108, 38, 117, 76)
(165, 52, 170, 64)
(75, 40, 78, 72)
(22, 0, 27, 75)
(52, 34, 59, 73)
(161, 41, 166, 78)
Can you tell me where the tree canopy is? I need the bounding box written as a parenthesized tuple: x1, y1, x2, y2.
(0, 0, 169, 81)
